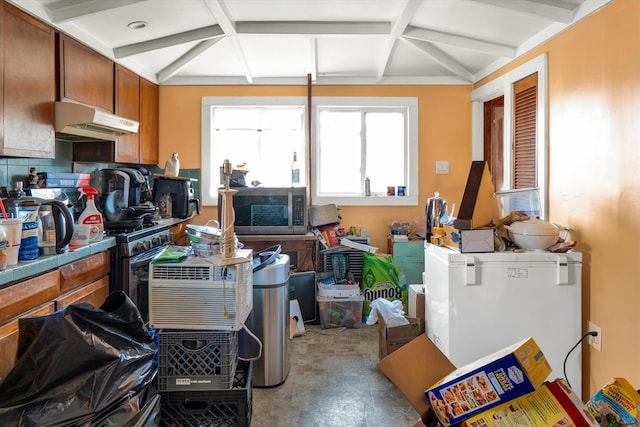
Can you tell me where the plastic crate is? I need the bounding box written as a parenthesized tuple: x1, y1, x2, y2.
(160, 360, 253, 427)
(158, 330, 238, 392)
(317, 294, 364, 329)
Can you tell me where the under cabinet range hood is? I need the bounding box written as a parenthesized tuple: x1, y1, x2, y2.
(54, 101, 139, 142)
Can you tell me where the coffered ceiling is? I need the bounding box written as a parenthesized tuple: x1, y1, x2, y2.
(8, 0, 610, 85)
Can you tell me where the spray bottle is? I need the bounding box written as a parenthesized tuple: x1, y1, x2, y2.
(78, 187, 104, 243)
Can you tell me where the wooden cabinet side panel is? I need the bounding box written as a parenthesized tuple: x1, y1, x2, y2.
(54, 276, 110, 309)
(0, 270, 60, 324)
(0, 302, 55, 383)
(58, 34, 114, 112)
(3, 2, 55, 158)
(59, 251, 110, 294)
(115, 65, 140, 163)
(140, 78, 159, 165)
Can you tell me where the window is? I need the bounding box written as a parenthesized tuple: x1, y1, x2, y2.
(201, 97, 307, 206)
(202, 96, 418, 207)
(471, 54, 548, 219)
(312, 97, 418, 206)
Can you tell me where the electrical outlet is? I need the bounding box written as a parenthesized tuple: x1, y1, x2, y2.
(588, 320, 602, 351)
(436, 160, 450, 175)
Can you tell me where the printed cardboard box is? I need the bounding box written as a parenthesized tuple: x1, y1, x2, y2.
(408, 284, 425, 333)
(460, 378, 598, 426)
(442, 225, 494, 253)
(585, 377, 640, 426)
(377, 335, 552, 427)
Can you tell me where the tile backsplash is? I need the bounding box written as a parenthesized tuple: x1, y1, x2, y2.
(0, 140, 201, 200)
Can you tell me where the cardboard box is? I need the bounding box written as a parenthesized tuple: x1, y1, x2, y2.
(408, 284, 425, 333)
(377, 335, 552, 427)
(453, 161, 498, 230)
(378, 315, 421, 359)
(426, 337, 551, 426)
(585, 377, 640, 426)
(460, 378, 598, 426)
(37, 172, 90, 188)
(442, 225, 494, 253)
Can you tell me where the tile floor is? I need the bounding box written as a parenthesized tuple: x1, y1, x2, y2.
(250, 323, 419, 427)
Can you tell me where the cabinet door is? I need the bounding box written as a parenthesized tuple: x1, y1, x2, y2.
(54, 276, 110, 309)
(2, 2, 55, 158)
(0, 302, 55, 383)
(140, 78, 159, 165)
(115, 64, 140, 163)
(58, 34, 114, 113)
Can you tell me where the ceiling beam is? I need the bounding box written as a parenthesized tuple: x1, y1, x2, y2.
(203, 0, 253, 84)
(47, 0, 147, 24)
(156, 38, 222, 83)
(376, 0, 421, 82)
(114, 25, 225, 58)
(403, 26, 516, 58)
(402, 37, 473, 82)
(236, 21, 390, 36)
(473, 0, 577, 23)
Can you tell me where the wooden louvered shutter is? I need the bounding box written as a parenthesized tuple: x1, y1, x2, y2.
(512, 73, 537, 189)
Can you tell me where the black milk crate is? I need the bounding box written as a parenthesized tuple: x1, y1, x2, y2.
(160, 360, 253, 427)
(158, 329, 238, 392)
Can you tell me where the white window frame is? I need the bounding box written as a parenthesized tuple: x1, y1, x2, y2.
(311, 97, 419, 207)
(202, 96, 419, 207)
(201, 96, 308, 206)
(471, 53, 548, 219)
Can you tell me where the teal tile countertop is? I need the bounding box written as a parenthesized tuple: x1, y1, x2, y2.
(0, 237, 116, 286)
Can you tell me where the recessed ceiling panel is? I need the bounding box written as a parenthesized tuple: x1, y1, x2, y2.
(173, 37, 247, 77)
(238, 36, 312, 78)
(317, 37, 386, 77)
(386, 40, 454, 77)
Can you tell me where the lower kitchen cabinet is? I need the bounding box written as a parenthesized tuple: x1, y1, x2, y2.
(0, 251, 111, 383)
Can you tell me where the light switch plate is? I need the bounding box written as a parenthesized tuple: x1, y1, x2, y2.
(436, 160, 450, 174)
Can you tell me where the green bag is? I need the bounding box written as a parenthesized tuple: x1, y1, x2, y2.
(361, 253, 408, 322)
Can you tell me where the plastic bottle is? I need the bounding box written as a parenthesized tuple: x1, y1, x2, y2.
(364, 177, 371, 196)
(78, 187, 104, 243)
(291, 151, 300, 186)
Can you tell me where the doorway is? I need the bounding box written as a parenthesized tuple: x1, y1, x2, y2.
(483, 96, 504, 192)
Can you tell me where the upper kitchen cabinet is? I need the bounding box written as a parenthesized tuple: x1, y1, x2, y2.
(57, 33, 114, 113)
(73, 66, 158, 165)
(1, 2, 55, 158)
(114, 64, 140, 164)
(139, 78, 159, 165)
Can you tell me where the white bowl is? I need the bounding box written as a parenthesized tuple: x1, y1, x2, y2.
(506, 219, 559, 251)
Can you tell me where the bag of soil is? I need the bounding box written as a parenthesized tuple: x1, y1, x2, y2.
(0, 291, 158, 427)
(362, 253, 408, 322)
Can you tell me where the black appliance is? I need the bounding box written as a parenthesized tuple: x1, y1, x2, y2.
(109, 222, 173, 321)
(99, 168, 156, 224)
(152, 176, 200, 219)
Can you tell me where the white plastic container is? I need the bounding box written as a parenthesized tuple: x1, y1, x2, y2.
(77, 187, 104, 243)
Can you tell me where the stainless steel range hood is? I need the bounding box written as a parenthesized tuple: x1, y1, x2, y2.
(54, 101, 139, 142)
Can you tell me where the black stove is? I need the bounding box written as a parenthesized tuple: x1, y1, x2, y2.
(110, 221, 173, 257)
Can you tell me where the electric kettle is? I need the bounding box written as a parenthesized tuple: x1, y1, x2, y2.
(425, 192, 447, 240)
(39, 200, 74, 255)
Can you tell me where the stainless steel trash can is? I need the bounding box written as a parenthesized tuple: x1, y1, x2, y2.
(242, 249, 290, 387)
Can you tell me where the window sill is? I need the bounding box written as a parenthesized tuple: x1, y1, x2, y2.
(313, 195, 418, 207)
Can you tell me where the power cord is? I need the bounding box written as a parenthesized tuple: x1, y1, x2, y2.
(564, 330, 598, 390)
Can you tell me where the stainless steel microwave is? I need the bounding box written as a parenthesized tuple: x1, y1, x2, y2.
(219, 186, 308, 235)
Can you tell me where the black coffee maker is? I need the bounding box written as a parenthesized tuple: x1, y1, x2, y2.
(99, 168, 152, 223)
(152, 176, 200, 219)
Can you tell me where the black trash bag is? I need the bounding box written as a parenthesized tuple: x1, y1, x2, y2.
(0, 291, 158, 427)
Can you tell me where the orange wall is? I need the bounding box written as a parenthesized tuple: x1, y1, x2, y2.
(159, 85, 472, 250)
(475, 0, 640, 398)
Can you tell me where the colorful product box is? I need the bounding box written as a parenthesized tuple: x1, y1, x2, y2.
(425, 337, 552, 426)
(460, 378, 598, 427)
(585, 377, 640, 426)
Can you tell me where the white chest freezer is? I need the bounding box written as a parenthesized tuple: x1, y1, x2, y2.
(424, 243, 582, 393)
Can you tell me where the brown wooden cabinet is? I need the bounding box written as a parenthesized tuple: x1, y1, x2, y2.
(57, 33, 114, 113)
(0, 251, 110, 383)
(1, 2, 55, 158)
(140, 77, 159, 165)
(114, 64, 141, 163)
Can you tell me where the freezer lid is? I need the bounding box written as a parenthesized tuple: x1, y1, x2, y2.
(425, 244, 582, 266)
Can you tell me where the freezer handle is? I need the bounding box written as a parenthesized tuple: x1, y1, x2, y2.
(556, 255, 569, 285)
(465, 255, 477, 285)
